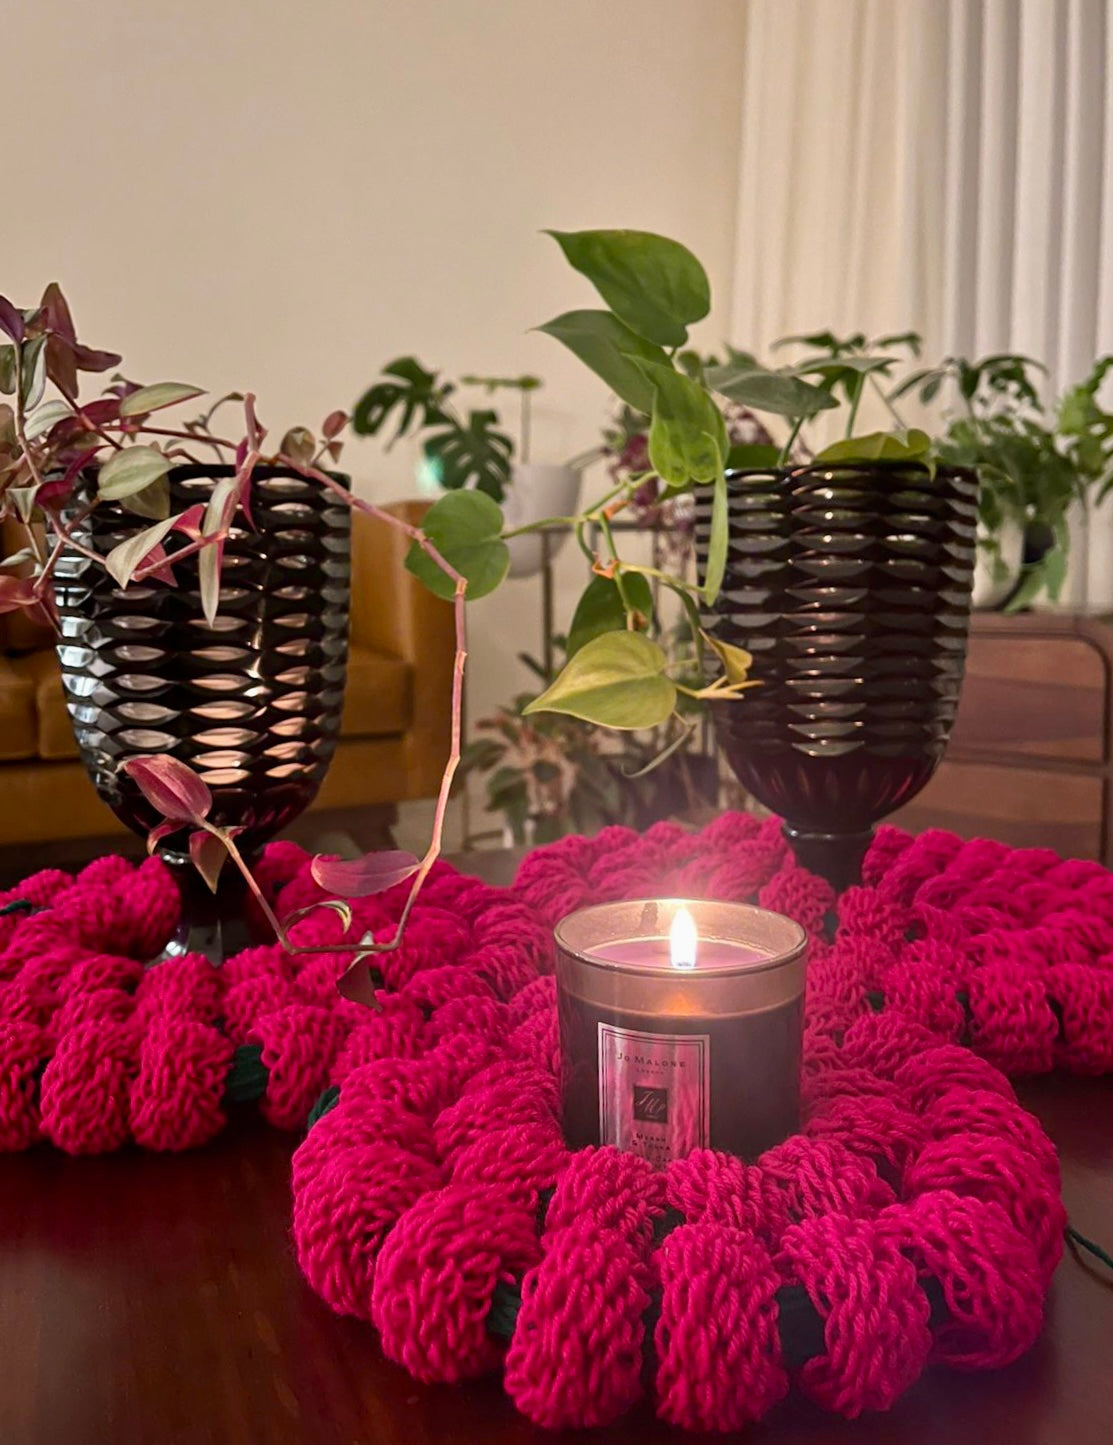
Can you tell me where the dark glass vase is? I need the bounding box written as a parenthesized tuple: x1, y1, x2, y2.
(694, 461, 978, 890)
(52, 465, 351, 961)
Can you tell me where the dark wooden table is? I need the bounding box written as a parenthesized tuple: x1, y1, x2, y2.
(3, 851, 1113, 1444)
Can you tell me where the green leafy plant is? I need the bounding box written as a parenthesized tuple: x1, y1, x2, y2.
(895, 352, 1113, 607)
(13, 233, 1059, 976)
(0, 285, 475, 963)
(6, 250, 902, 973)
(351, 357, 541, 500)
(529, 232, 944, 729)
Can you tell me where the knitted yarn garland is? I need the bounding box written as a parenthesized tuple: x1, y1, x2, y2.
(0, 844, 545, 1155)
(288, 816, 1073, 1431)
(0, 814, 1097, 1430)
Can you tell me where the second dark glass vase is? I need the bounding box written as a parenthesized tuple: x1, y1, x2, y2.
(695, 461, 978, 890)
(52, 464, 351, 960)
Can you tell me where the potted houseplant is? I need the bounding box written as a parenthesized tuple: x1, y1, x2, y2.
(0, 287, 474, 959)
(1060, 357, 1113, 608)
(897, 351, 1113, 611)
(528, 231, 979, 887)
(351, 357, 585, 577)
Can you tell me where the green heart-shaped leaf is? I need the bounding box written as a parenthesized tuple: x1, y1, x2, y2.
(545, 229, 710, 348)
(523, 630, 676, 729)
(636, 361, 727, 487)
(404, 489, 509, 602)
(535, 310, 667, 414)
(706, 362, 839, 419)
(567, 572, 654, 657)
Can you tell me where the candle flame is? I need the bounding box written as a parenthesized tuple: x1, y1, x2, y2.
(670, 906, 698, 970)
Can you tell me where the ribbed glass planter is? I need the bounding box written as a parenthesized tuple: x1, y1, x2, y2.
(52, 464, 351, 958)
(695, 461, 978, 889)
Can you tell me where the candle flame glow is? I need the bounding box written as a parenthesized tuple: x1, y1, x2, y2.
(670, 906, 698, 970)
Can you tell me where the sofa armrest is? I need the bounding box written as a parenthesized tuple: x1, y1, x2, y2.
(349, 499, 454, 793)
(0, 517, 53, 653)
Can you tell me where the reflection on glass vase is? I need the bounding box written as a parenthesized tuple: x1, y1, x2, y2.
(695, 460, 978, 891)
(52, 465, 351, 961)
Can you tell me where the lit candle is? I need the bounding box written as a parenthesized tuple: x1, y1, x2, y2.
(554, 898, 807, 1166)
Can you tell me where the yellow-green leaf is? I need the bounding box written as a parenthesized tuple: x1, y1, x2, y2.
(815, 428, 933, 465)
(524, 630, 676, 730)
(702, 630, 754, 685)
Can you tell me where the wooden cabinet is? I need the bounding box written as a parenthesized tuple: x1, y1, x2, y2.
(891, 613, 1113, 863)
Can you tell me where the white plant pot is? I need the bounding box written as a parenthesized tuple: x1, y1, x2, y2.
(501, 463, 582, 579)
(972, 518, 1025, 610)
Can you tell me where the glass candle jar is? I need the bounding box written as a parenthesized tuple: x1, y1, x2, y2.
(554, 898, 807, 1167)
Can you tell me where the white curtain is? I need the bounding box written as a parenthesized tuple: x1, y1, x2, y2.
(733, 0, 1113, 603)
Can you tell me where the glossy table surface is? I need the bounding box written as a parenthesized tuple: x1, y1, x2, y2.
(3, 850, 1113, 1445)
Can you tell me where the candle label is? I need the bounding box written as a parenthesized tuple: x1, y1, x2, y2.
(597, 1022, 710, 1167)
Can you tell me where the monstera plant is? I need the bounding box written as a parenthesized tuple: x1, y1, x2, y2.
(351, 356, 542, 501)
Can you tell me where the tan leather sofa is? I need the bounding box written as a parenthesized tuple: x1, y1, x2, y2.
(0, 500, 453, 847)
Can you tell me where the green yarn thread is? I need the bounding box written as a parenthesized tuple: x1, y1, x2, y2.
(223, 1043, 269, 1105)
(307, 1085, 341, 1128)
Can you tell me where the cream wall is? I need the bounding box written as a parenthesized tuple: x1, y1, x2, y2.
(6, 0, 748, 738)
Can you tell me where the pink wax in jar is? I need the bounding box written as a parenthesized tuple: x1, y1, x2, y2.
(555, 898, 807, 1167)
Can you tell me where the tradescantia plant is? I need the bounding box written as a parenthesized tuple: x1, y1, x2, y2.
(0, 285, 480, 957)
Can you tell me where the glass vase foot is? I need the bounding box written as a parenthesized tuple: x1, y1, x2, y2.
(152, 850, 266, 965)
(781, 825, 873, 894)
